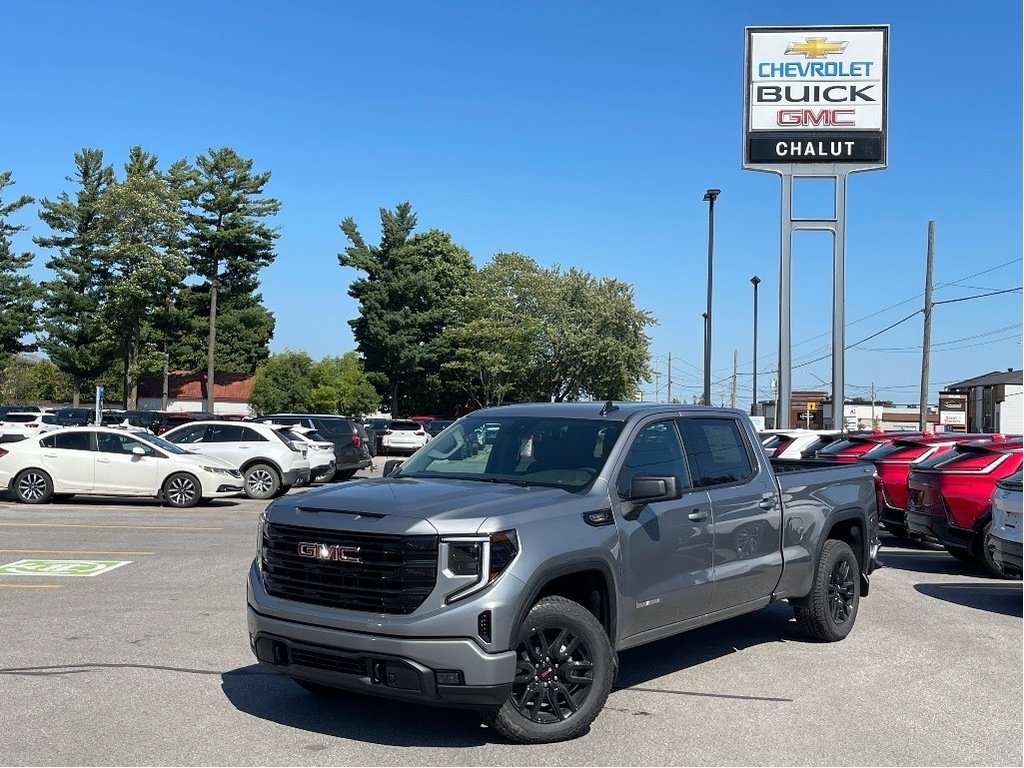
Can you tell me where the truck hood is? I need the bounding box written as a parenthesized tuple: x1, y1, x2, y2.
(266, 476, 584, 536)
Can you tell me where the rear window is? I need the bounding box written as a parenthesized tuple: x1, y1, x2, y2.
(311, 417, 353, 436)
(861, 441, 930, 463)
(921, 445, 1019, 472)
(761, 435, 789, 451)
(816, 436, 877, 456)
(798, 435, 838, 458)
(389, 420, 423, 431)
(4, 414, 38, 423)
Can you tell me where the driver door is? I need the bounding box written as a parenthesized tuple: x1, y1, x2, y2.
(614, 419, 714, 639)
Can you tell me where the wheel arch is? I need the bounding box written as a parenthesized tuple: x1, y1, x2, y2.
(507, 558, 618, 650)
(821, 507, 870, 596)
(240, 457, 284, 478)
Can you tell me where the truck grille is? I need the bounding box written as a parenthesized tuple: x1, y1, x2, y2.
(261, 522, 438, 614)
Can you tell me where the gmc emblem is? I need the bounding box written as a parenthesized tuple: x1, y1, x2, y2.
(297, 542, 362, 563)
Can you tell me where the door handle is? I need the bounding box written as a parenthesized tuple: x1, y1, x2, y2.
(43, 453, 58, 458)
(758, 494, 776, 510)
(688, 509, 709, 522)
(97, 458, 111, 464)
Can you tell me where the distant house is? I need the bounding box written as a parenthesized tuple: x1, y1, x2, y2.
(137, 372, 255, 417)
(943, 369, 1023, 434)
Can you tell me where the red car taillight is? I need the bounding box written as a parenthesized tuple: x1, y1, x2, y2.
(352, 434, 362, 450)
(416, 431, 425, 436)
(0, 447, 8, 458)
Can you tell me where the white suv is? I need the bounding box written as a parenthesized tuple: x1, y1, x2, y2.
(161, 421, 310, 499)
(382, 419, 432, 455)
(0, 412, 62, 442)
(284, 425, 337, 482)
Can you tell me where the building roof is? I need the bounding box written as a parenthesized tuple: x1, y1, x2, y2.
(946, 369, 1023, 390)
(137, 372, 254, 402)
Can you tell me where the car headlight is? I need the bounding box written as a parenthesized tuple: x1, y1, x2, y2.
(201, 465, 236, 476)
(256, 512, 268, 570)
(442, 530, 519, 604)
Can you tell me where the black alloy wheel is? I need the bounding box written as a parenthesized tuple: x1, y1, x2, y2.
(792, 538, 861, 642)
(511, 625, 595, 724)
(484, 596, 614, 744)
(827, 556, 856, 625)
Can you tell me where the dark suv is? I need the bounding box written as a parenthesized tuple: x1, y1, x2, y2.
(254, 414, 373, 479)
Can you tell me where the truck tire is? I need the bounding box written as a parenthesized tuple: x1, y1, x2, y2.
(793, 539, 860, 642)
(484, 596, 614, 744)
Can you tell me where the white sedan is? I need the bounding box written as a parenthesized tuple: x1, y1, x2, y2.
(0, 427, 243, 507)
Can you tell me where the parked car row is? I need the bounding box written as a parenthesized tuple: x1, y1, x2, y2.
(758, 428, 1023, 579)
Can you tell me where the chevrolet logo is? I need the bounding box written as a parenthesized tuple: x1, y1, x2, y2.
(785, 37, 848, 59)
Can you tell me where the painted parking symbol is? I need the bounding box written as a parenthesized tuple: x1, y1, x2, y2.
(0, 559, 131, 577)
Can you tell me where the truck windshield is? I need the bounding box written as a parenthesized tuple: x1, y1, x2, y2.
(397, 415, 624, 491)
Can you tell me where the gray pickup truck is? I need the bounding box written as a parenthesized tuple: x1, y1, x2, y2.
(247, 403, 879, 743)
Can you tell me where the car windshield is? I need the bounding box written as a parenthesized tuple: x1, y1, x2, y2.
(135, 432, 189, 455)
(397, 415, 624, 491)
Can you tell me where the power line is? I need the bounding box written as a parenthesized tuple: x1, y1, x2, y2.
(932, 286, 1022, 306)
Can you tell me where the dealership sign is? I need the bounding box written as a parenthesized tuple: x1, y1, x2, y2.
(744, 25, 888, 167)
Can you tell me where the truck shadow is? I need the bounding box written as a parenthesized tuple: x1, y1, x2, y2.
(221, 603, 801, 745)
(220, 666, 496, 747)
(913, 582, 1022, 618)
(614, 601, 797, 693)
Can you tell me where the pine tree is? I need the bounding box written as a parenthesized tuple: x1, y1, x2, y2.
(0, 172, 40, 362)
(35, 149, 116, 405)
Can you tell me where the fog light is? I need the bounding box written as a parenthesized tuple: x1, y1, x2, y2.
(477, 610, 492, 643)
(435, 670, 464, 686)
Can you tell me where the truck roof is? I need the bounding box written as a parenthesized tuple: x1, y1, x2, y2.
(468, 401, 750, 421)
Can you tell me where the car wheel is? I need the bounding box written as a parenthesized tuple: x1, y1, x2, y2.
(943, 544, 975, 563)
(792, 539, 860, 642)
(163, 473, 201, 508)
(979, 520, 1019, 580)
(244, 463, 280, 500)
(483, 596, 614, 744)
(14, 469, 54, 504)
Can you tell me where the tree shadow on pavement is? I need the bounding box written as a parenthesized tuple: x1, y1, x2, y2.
(914, 582, 1022, 618)
(220, 665, 496, 747)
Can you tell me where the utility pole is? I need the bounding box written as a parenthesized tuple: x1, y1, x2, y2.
(667, 352, 673, 404)
(919, 221, 935, 431)
(654, 370, 661, 403)
(871, 381, 876, 429)
(731, 349, 738, 408)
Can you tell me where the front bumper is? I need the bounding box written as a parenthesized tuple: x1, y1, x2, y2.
(986, 534, 1023, 575)
(247, 608, 514, 709)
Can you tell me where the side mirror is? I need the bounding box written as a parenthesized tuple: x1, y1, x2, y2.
(131, 446, 146, 457)
(382, 459, 404, 477)
(622, 476, 680, 521)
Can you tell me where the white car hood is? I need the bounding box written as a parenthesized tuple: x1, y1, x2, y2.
(179, 452, 238, 470)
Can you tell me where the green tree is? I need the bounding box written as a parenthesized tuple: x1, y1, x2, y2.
(445, 254, 655, 404)
(0, 172, 40, 356)
(34, 148, 117, 406)
(312, 353, 380, 417)
(99, 147, 188, 408)
(179, 148, 280, 411)
(339, 203, 474, 415)
(442, 252, 548, 409)
(248, 351, 314, 414)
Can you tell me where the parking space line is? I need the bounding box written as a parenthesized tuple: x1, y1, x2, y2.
(0, 523, 221, 532)
(0, 583, 61, 589)
(0, 549, 155, 555)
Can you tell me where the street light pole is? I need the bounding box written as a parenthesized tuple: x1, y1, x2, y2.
(750, 275, 761, 416)
(702, 188, 720, 407)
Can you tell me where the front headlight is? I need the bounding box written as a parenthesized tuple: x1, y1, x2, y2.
(442, 529, 519, 604)
(201, 465, 236, 476)
(255, 512, 267, 570)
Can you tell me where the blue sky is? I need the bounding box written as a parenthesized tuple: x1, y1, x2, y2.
(6, 1, 1022, 407)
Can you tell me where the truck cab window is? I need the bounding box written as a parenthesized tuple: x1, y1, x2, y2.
(678, 417, 755, 487)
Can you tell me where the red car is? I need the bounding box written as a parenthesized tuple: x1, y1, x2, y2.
(814, 430, 929, 464)
(860, 433, 992, 538)
(905, 435, 1023, 577)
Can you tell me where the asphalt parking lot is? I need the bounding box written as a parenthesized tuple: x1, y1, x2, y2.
(0, 470, 1020, 766)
